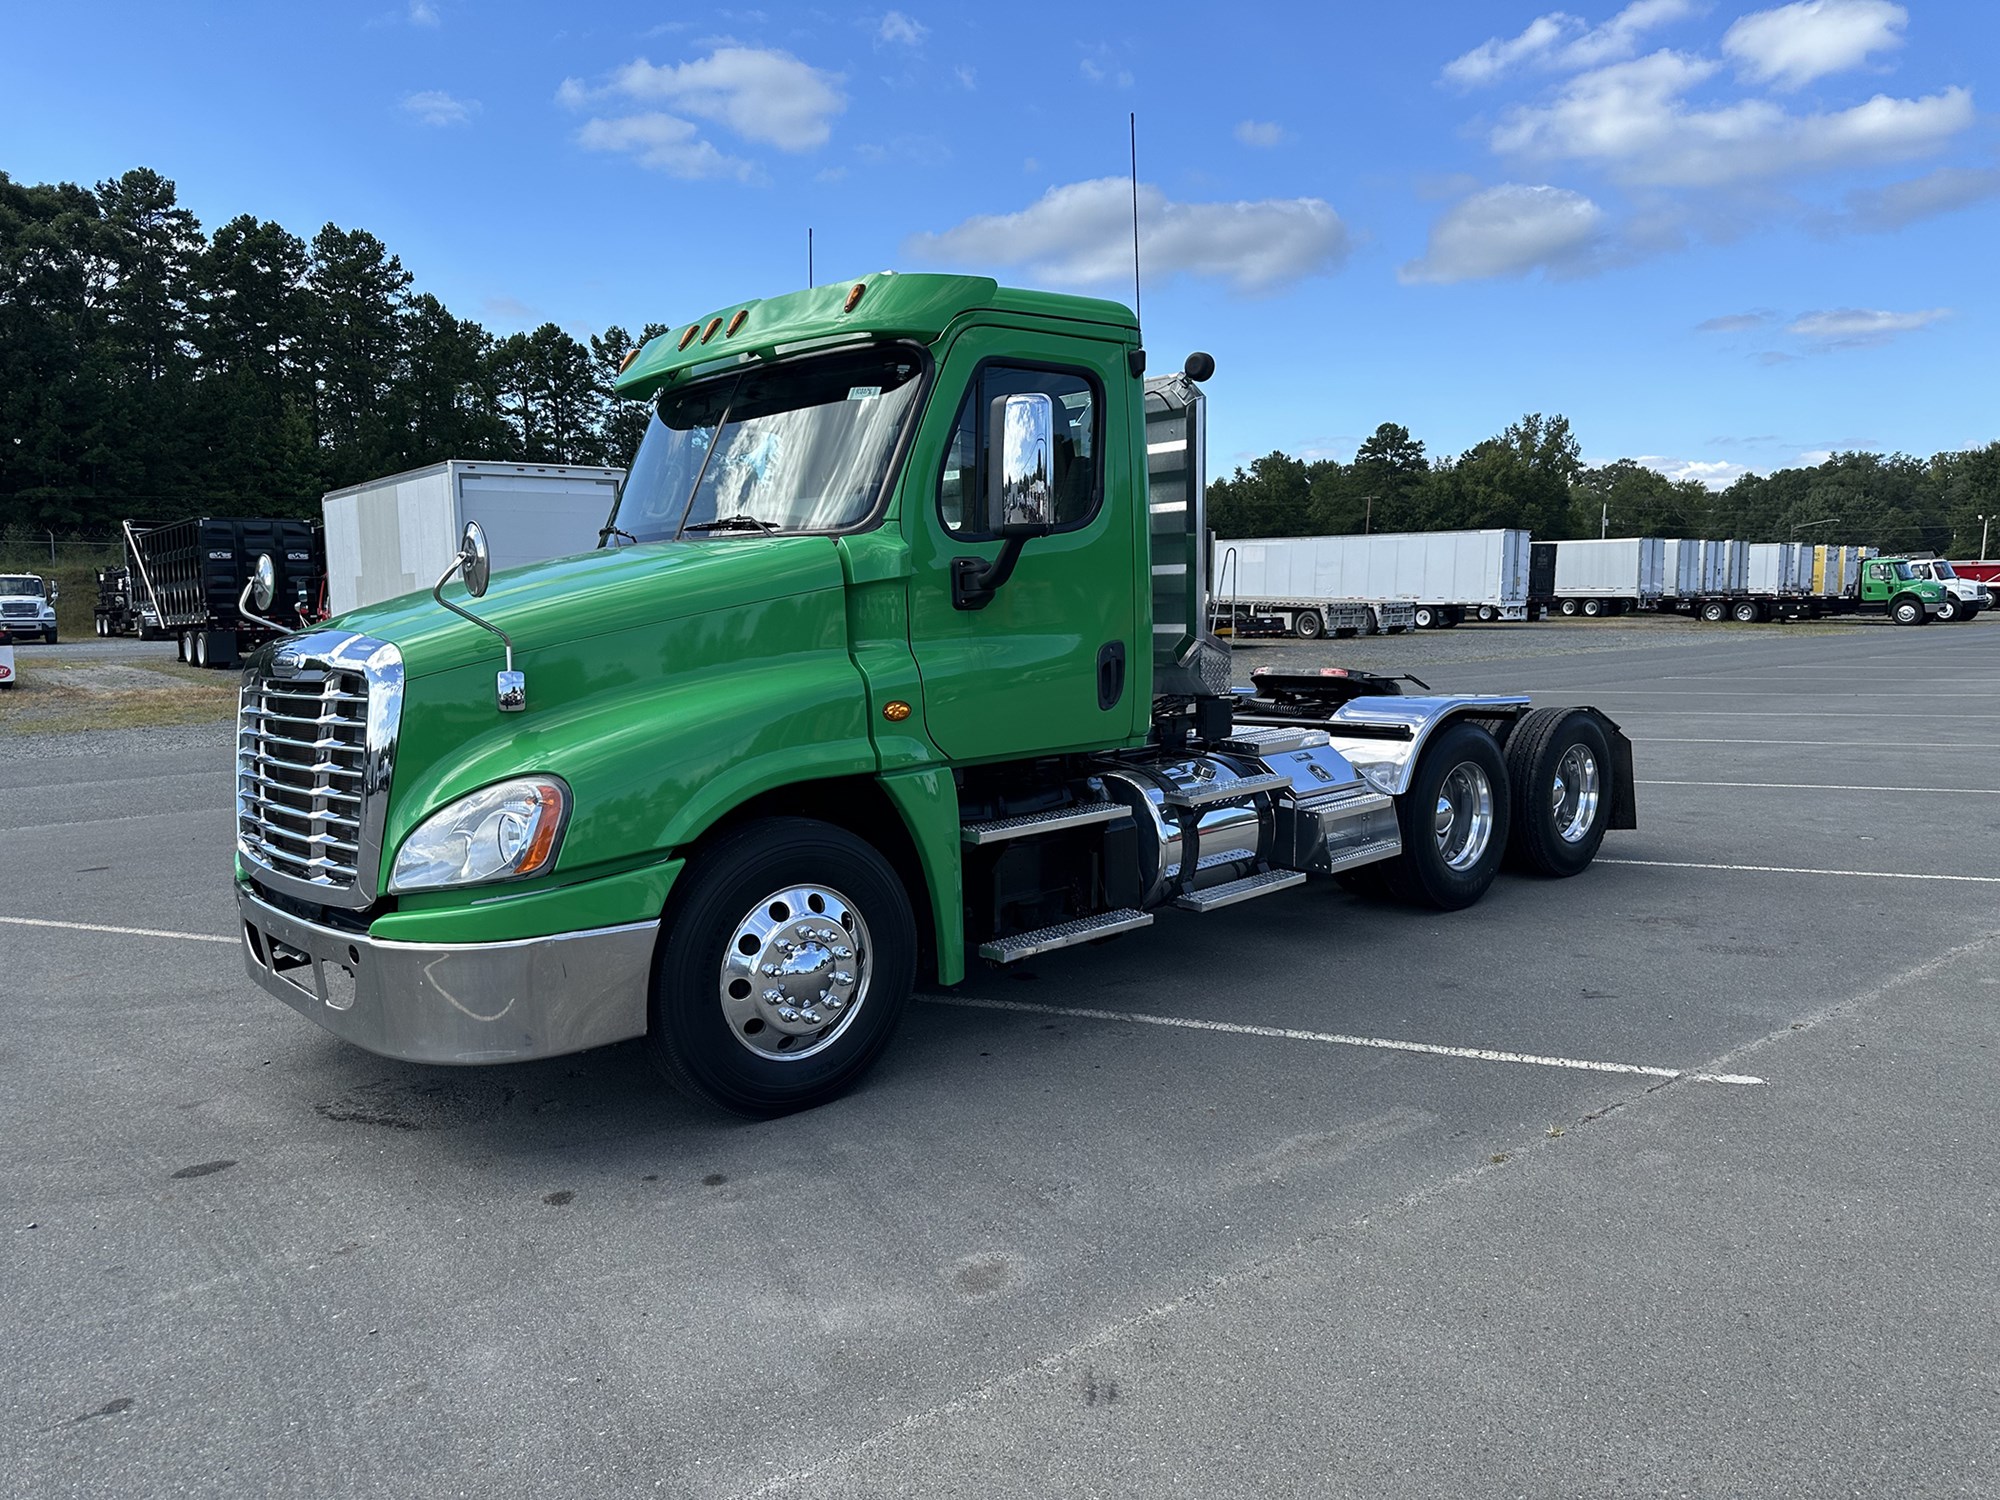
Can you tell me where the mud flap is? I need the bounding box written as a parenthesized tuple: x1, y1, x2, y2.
(1590, 710, 1638, 830)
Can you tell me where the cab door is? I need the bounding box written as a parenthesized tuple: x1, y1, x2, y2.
(903, 325, 1142, 762)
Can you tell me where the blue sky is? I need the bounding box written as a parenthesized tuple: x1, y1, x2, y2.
(4, 1, 1996, 485)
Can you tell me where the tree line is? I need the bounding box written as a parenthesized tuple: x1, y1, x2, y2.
(1211, 417, 2000, 558)
(0, 166, 664, 535)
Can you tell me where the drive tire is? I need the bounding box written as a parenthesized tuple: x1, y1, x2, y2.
(1700, 600, 1726, 622)
(1732, 600, 1760, 623)
(1377, 722, 1511, 911)
(1892, 596, 1925, 626)
(1503, 708, 1613, 878)
(647, 817, 915, 1118)
(1293, 610, 1323, 640)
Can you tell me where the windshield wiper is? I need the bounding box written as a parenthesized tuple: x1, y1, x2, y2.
(599, 524, 639, 545)
(682, 514, 780, 534)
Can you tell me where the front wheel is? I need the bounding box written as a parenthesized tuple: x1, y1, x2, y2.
(647, 817, 915, 1117)
(1892, 596, 1925, 626)
(1378, 722, 1511, 910)
(1504, 709, 1612, 877)
(1936, 598, 1958, 622)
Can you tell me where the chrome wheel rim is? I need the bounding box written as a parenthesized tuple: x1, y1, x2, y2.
(1551, 744, 1601, 844)
(719, 884, 870, 1062)
(1432, 762, 1495, 871)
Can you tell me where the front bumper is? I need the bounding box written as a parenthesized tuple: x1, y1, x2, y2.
(237, 881, 657, 1064)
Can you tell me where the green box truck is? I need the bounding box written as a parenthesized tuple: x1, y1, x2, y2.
(233, 273, 1636, 1115)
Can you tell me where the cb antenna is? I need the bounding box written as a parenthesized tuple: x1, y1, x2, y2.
(1128, 112, 1142, 331)
(808, 227, 814, 286)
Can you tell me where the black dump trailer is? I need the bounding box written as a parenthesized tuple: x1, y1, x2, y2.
(126, 517, 326, 668)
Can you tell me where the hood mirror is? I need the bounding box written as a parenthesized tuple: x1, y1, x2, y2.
(250, 553, 276, 611)
(432, 519, 522, 711)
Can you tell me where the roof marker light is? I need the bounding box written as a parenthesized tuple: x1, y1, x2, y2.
(726, 309, 748, 337)
(844, 282, 866, 313)
(617, 347, 641, 374)
(678, 324, 700, 350)
(701, 316, 724, 344)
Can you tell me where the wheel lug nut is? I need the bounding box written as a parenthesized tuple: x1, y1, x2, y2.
(762, 989, 784, 1004)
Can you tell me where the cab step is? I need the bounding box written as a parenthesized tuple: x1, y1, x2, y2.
(961, 802, 1124, 846)
(977, 908, 1153, 963)
(1162, 771, 1292, 809)
(1173, 868, 1307, 912)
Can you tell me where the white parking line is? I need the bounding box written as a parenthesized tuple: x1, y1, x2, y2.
(0, 915, 238, 944)
(922, 994, 1764, 1086)
(1639, 778, 2000, 795)
(1597, 858, 2000, 884)
(1631, 737, 1981, 747)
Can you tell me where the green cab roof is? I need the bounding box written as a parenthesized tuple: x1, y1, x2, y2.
(613, 272, 1137, 401)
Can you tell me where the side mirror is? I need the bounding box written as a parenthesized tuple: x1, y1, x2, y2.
(986, 393, 1056, 537)
(47, 581, 60, 602)
(458, 520, 492, 598)
(250, 553, 276, 612)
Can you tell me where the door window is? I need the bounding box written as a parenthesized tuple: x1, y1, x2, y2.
(937, 365, 1100, 537)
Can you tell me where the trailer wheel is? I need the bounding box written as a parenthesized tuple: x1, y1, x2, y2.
(1891, 596, 1925, 626)
(1732, 600, 1760, 623)
(1477, 605, 1497, 622)
(1292, 609, 1323, 639)
(1414, 606, 1435, 629)
(1581, 598, 1602, 618)
(647, 816, 915, 1117)
(1504, 708, 1612, 878)
(1556, 598, 1576, 617)
(1375, 722, 1510, 911)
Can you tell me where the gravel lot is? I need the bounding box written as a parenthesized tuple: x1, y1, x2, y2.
(4, 615, 1996, 1498)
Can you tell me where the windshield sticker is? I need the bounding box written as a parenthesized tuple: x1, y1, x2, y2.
(846, 386, 882, 401)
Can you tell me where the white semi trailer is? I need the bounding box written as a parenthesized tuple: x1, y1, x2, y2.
(1530, 538, 1666, 616)
(1217, 529, 1529, 632)
(321, 460, 625, 615)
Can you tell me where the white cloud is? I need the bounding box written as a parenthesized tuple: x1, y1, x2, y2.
(1079, 55, 1133, 89)
(402, 90, 477, 127)
(408, 0, 439, 27)
(599, 47, 844, 150)
(955, 65, 976, 90)
(878, 11, 926, 46)
(1723, 0, 1905, 90)
(1400, 183, 1605, 283)
(1787, 305, 1950, 346)
(1697, 311, 1773, 331)
(907, 178, 1347, 295)
(576, 113, 755, 180)
(1442, 0, 1698, 86)
(1841, 163, 2000, 230)
(1235, 120, 1288, 148)
(1491, 50, 1971, 188)
(1633, 455, 1754, 487)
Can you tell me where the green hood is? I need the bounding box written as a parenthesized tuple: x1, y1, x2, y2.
(330, 536, 848, 679)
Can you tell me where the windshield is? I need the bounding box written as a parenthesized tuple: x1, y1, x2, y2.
(1931, 560, 1957, 578)
(0, 576, 44, 597)
(608, 345, 925, 543)
(1888, 561, 1914, 581)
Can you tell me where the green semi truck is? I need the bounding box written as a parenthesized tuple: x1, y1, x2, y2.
(233, 273, 1635, 1115)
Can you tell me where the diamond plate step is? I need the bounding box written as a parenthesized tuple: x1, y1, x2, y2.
(961, 803, 1124, 846)
(1173, 868, 1307, 912)
(977, 908, 1153, 963)
(1161, 771, 1292, 808)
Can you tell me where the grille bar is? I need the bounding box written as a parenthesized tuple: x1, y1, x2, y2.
(236, 657, 372, 897)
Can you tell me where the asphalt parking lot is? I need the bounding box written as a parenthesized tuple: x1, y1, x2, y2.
(4, 617, 1997, 1498)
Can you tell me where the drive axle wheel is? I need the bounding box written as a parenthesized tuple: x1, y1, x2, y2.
(648, 817, 914, 1117)
(1732, 600, 1760, 623)
(1377, 722, 1511, 910)
(1700, 600, 1726, 622)
(1504, 708, 1613, 877)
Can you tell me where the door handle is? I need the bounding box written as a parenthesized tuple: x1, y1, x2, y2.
(1097, 640, 1126, 711)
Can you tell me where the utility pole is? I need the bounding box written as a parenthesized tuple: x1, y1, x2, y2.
(1981, 513, 1990, 561)
(1600, 502, 1608, 539)
(1362, 494, 1378, 533)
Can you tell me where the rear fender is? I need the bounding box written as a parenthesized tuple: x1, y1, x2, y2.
(1317, 694, 1530, 796)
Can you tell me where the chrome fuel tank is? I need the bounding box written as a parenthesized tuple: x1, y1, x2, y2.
(1097, 756, 1278, 909)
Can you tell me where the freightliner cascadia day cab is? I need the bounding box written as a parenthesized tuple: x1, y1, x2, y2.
(232, 274, 1637, 1116)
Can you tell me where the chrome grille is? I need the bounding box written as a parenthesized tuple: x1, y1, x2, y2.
(1, 602, 36, 617)
(235, 632, 403, 908)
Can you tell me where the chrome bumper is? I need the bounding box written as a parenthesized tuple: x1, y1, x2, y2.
(236, 882, 657, 1064)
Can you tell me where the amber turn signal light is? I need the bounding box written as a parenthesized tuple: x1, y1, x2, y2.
(844, 282, 866, 313)
(882, 700, 911, 722)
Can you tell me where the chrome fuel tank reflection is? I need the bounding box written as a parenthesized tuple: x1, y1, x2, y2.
(1097, 757, 1276, 909)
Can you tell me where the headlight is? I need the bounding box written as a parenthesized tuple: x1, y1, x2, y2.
(389, 777, 569, 893)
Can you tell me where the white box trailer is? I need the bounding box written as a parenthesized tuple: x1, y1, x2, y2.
(1745, 542, 1799, 595)
(1534, 537, 1665, 616)
(322, 460, 624, 615)
(1660, 538, 1702, 599)
(1700, 539, 1749, 594)
(1220, 529, 1529, 629)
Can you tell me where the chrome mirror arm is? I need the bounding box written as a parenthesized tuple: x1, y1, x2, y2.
(432, 550, 526, 712)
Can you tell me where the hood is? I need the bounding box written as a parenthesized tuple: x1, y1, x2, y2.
(326, 535, 848, 679)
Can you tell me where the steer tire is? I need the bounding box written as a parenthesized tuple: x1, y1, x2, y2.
(1376, 722, 1511, 911)
(647, 817, 915, 1118)
(1892, 596, 1925, 626)
(1937, 598, 1959, 622)
(1503, 708, 1613, 878)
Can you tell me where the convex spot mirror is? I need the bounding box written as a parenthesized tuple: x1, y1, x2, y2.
(250, 553, 276, 612)
(985, 392, 1056, 537)
(458, 520, 492, 598)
